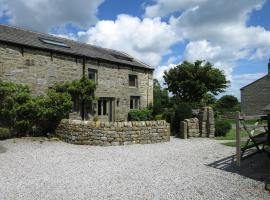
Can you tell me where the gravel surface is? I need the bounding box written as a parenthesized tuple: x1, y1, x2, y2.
(0, 138, 269, 200)
(0, 144, 6, 153)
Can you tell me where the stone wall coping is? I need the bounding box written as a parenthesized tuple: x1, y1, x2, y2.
(61, 119, 169, 128)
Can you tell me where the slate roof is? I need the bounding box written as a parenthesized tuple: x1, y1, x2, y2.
(0, 24, 153, 70)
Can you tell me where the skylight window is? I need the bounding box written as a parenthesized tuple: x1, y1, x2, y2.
(39, 38, 70, 48)
(111, 53, 133, 62)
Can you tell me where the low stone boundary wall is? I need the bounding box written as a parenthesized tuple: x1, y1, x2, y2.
(56, 119, 170, 146)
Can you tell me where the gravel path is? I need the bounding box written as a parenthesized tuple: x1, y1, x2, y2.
(0, 138, 269, 200)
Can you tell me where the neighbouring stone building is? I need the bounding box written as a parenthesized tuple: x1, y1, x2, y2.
(241, 60, 270, 116)
(0, 24, 154, 122)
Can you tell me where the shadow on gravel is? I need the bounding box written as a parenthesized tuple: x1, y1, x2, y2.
(0, 144, 7, 153)
(207, 151, 270, 182)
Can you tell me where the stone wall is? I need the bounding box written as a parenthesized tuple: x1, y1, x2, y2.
(0, 43, 153, 122)
(179, 107, 215, 139)
(56, 119, 170, 146)
(241, 75, 270, 116)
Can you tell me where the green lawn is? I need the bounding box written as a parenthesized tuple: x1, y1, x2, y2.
(221, 141, 251, 148)
(223, 119, 259, 125)
(215, 129, 249, 140)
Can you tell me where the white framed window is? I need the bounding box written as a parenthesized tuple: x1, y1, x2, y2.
(129, 74, 138, 87)
(88, 68, 97, 83)
(98, 99, 107, 116)
(130, 96, 140, 109)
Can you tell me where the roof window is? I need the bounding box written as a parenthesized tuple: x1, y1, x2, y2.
(111, 53, 133, 62)
(39, 38, 70, 48)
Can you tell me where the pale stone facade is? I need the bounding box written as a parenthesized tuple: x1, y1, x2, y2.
(241, 73, 270, 116)
(0, 25, 154, 122)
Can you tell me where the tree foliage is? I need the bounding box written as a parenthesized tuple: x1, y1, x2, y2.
(153, 79, 169, 115)
(53, 76, 96, 119)
(163, 61, 229, 103)
(0, 78, 98, 135)
(216, 95, 239, 112)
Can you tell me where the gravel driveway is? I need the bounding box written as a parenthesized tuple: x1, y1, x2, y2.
(0, 138, 269, 200)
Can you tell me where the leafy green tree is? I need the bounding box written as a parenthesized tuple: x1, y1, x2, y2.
(153, 79, 169, 115)
(163, 61, 229, 103)
(53, 76, 96, 120)
(216, 95, 239, 111)
(37, 90, 72, 133)
(202, 93, 216, 106)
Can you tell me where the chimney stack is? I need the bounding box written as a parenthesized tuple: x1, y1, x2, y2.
(268, 58, 270, 76)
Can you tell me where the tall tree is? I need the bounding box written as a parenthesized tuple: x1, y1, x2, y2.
(153, 79, 169, 115)
(163, 61, 229, 103)
(216, 95, 239, 110)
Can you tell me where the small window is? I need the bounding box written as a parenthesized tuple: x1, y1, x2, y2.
(98, 99, 107, 116)
(39, 38, 70, 48)
(88, 68, 97, 83)
(129, 75, 138, 87)
(130, 96, 140, 109)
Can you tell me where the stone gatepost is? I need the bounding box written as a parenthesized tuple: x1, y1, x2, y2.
(198, 106, 215, 138)
(198, 107, 208, 137)
(207, 107, 215, 138)
(179, 121, 188, 139)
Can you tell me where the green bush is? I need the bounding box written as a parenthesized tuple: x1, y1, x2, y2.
(171, 103, 192, 135)
(128, 109, 153, 121)
(154, 114, 163, 120)
(0, 81, 73, 136)
(215, 120, 232, 137)
(37, 90, 72, 134)
(0, 128, 11, 140)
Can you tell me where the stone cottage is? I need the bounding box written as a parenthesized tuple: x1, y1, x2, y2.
(0, 24, 154, 122)
(241, 59, 270, 116)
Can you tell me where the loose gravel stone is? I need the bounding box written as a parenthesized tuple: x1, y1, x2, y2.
(0, 144, 6, 153)
(0, 138, 269, 200)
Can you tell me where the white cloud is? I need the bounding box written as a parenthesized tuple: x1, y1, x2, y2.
(0, 0, 104, 31)
(145, 0, 206, 18)
(145, 0, 270, 97)
(78, 14, 180, 66)
(154, 64, 177, 84)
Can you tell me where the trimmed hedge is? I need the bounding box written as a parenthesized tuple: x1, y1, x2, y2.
(128, 109, 153, 121)
(215, 120, 232, 137)
(0, 128, 11, 140)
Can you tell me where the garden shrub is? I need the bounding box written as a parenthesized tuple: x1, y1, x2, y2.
(154, 114, 163, 120)
(171, 103, 192, 135)
(0, 128, 11, 140)
(128, 109, 153, 121)
(215, 120, 232, 137)
(0, 81, 73, 136)
(36, 90, 72, 134)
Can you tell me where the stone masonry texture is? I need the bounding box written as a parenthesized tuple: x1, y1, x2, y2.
(241, 75, 270, 116)
(56, 119, 170, 146)
(0, 43, 153, 122)
(179, 107, 215, 139)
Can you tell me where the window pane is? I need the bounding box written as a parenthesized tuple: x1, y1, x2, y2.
(135, 99, 139, 109)
(103, 100, 107, 115)
(130, 99, 133, 109)
(88, 69, 96, 82)
(129, 75, 137, 87)
(98, 100, 102, 115)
